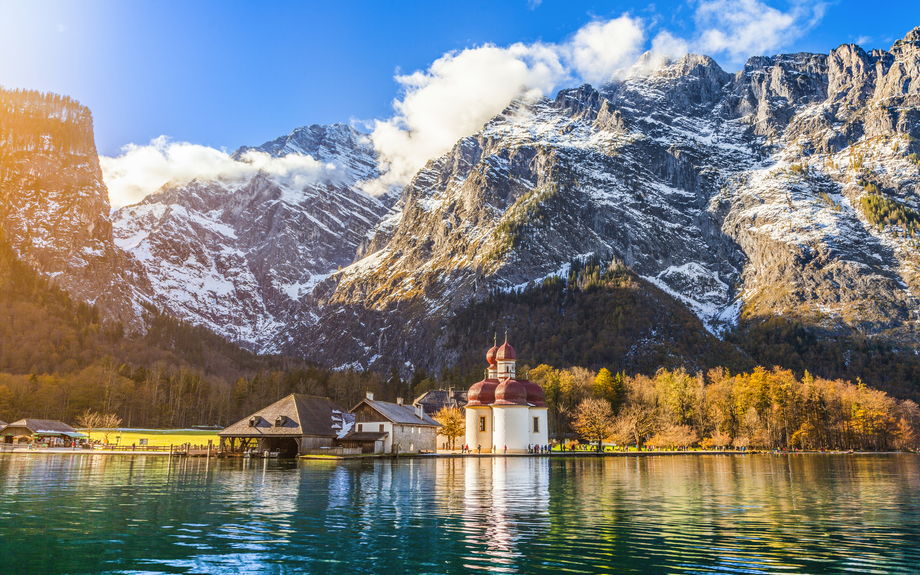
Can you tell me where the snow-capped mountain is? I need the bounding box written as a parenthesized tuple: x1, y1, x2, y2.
(111, 124, 389, 348)
(277, 27, 920, 371)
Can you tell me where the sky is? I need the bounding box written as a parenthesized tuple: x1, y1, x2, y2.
(1, 0, 918, 206)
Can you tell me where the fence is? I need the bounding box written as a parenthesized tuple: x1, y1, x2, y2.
(301, 447, 362, 456)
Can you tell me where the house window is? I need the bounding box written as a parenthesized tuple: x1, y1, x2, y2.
(479, 416, 486, 432)
(358, 424, 363, 432)
(533, 417, 539, 433)
(379, 424, 385, 432)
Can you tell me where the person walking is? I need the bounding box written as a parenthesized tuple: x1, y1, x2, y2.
(503, 445, 507, 454)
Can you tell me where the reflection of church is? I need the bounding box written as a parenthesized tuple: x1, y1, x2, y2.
(465, 338, 549, 453)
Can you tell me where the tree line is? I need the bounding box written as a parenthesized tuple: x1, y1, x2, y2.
(530, 364, 919, 451)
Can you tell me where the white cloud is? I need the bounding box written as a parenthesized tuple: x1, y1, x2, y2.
(651, 0, 826, 62)
(367, 15, 645, 193)
(650, 30, 690, 61)
(565, 17, 646, 85)
(101, 137, 337, 208)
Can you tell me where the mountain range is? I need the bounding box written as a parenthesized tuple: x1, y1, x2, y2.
(4, 27, 920, 396)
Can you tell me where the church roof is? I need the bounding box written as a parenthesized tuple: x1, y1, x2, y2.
(496, 341, 516, 360)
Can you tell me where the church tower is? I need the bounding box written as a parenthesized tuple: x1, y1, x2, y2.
(465, 335, 548, 454)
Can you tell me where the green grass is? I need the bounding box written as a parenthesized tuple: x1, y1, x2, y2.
(77, 428, 219, 447)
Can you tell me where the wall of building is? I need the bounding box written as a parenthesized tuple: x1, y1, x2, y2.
(392, 424, 436, 453)
(494, 405, 530, 453)
(465, 406, 493, 453)
(298, 436, 334, 452)
(528, 408, 549, 448)
(356, 421, 393, 452)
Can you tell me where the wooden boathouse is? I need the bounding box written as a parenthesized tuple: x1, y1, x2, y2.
(218, 394, 352, 457)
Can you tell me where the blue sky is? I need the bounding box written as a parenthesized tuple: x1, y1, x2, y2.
(1, 0, 918, 205)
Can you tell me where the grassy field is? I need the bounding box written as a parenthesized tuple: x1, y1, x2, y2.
(78, 429, 220, 447)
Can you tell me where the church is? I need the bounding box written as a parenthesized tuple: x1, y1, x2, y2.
(465, 337, 549, 453)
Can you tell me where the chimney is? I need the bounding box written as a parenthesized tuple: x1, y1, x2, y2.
(415, 404, 424, 419)
(366, 391, 374, 401)
(396, 397, 403, 406)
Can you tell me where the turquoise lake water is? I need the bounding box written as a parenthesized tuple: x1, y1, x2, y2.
(1, 453, 918, 574)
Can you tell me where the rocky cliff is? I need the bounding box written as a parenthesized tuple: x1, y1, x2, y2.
(0, 89, 146, 329)
(276, 27, 920, 374)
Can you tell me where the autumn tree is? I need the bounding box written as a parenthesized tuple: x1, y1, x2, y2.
(571, 398, 615, 449)
(434, 406, 465, 450)
(99, 413, 123, 444)
(647, 424, 699, 450)
(614, 402, 658, 449)
(594, 368, 625, 413)
(702, 429, 732, 450)
(76, 409, 102, 442)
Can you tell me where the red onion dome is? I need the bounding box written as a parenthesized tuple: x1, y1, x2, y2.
(486, 345, 498, 366)
(493, 379, 528, 405)
(496, 341, 516, 361)
(521, 379, 546, 407)
(467, 380, 498, 406)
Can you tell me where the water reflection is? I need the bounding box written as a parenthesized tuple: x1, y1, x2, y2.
(459, 457, 551, 572)
(0, 453, 917, 574)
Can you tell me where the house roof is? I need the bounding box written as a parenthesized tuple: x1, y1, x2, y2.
(351, 399, 441, 427)
(340, 431, 388, 442)
(413, 389, 467, 414)
(219, 394, 348, 438)
(0, 420, 6, 428)
(0, 419, 76, 435)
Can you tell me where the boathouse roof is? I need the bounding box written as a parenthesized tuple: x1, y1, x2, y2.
(219, 394, 351, 438)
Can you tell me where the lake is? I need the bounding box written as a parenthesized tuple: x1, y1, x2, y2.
(1, 453, 918, 574)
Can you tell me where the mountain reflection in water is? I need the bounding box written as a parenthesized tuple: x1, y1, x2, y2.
(0, 454, 918, 574)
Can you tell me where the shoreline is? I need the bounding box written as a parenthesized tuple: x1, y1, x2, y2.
(2, 447, 914, 459)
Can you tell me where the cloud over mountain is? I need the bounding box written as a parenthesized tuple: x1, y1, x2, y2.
(101, 137, 339, 208)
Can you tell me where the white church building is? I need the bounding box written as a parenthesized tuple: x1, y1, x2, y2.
(465, 338, 549, 453)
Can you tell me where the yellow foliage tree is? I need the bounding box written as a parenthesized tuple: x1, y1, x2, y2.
(434, 407, 465, 450)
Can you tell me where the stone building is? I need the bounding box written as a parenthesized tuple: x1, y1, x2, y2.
(464, 338, 549, 453)
(343, 393, 440, 454)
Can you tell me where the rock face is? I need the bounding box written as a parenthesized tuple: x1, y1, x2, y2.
(276, 27, 920, 372)
(111, 124, 388, 347)
(0, 89, 145, 329)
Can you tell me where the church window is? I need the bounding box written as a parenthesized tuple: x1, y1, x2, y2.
(479, 416, 487, 432)
(533, 417, 539, 433)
